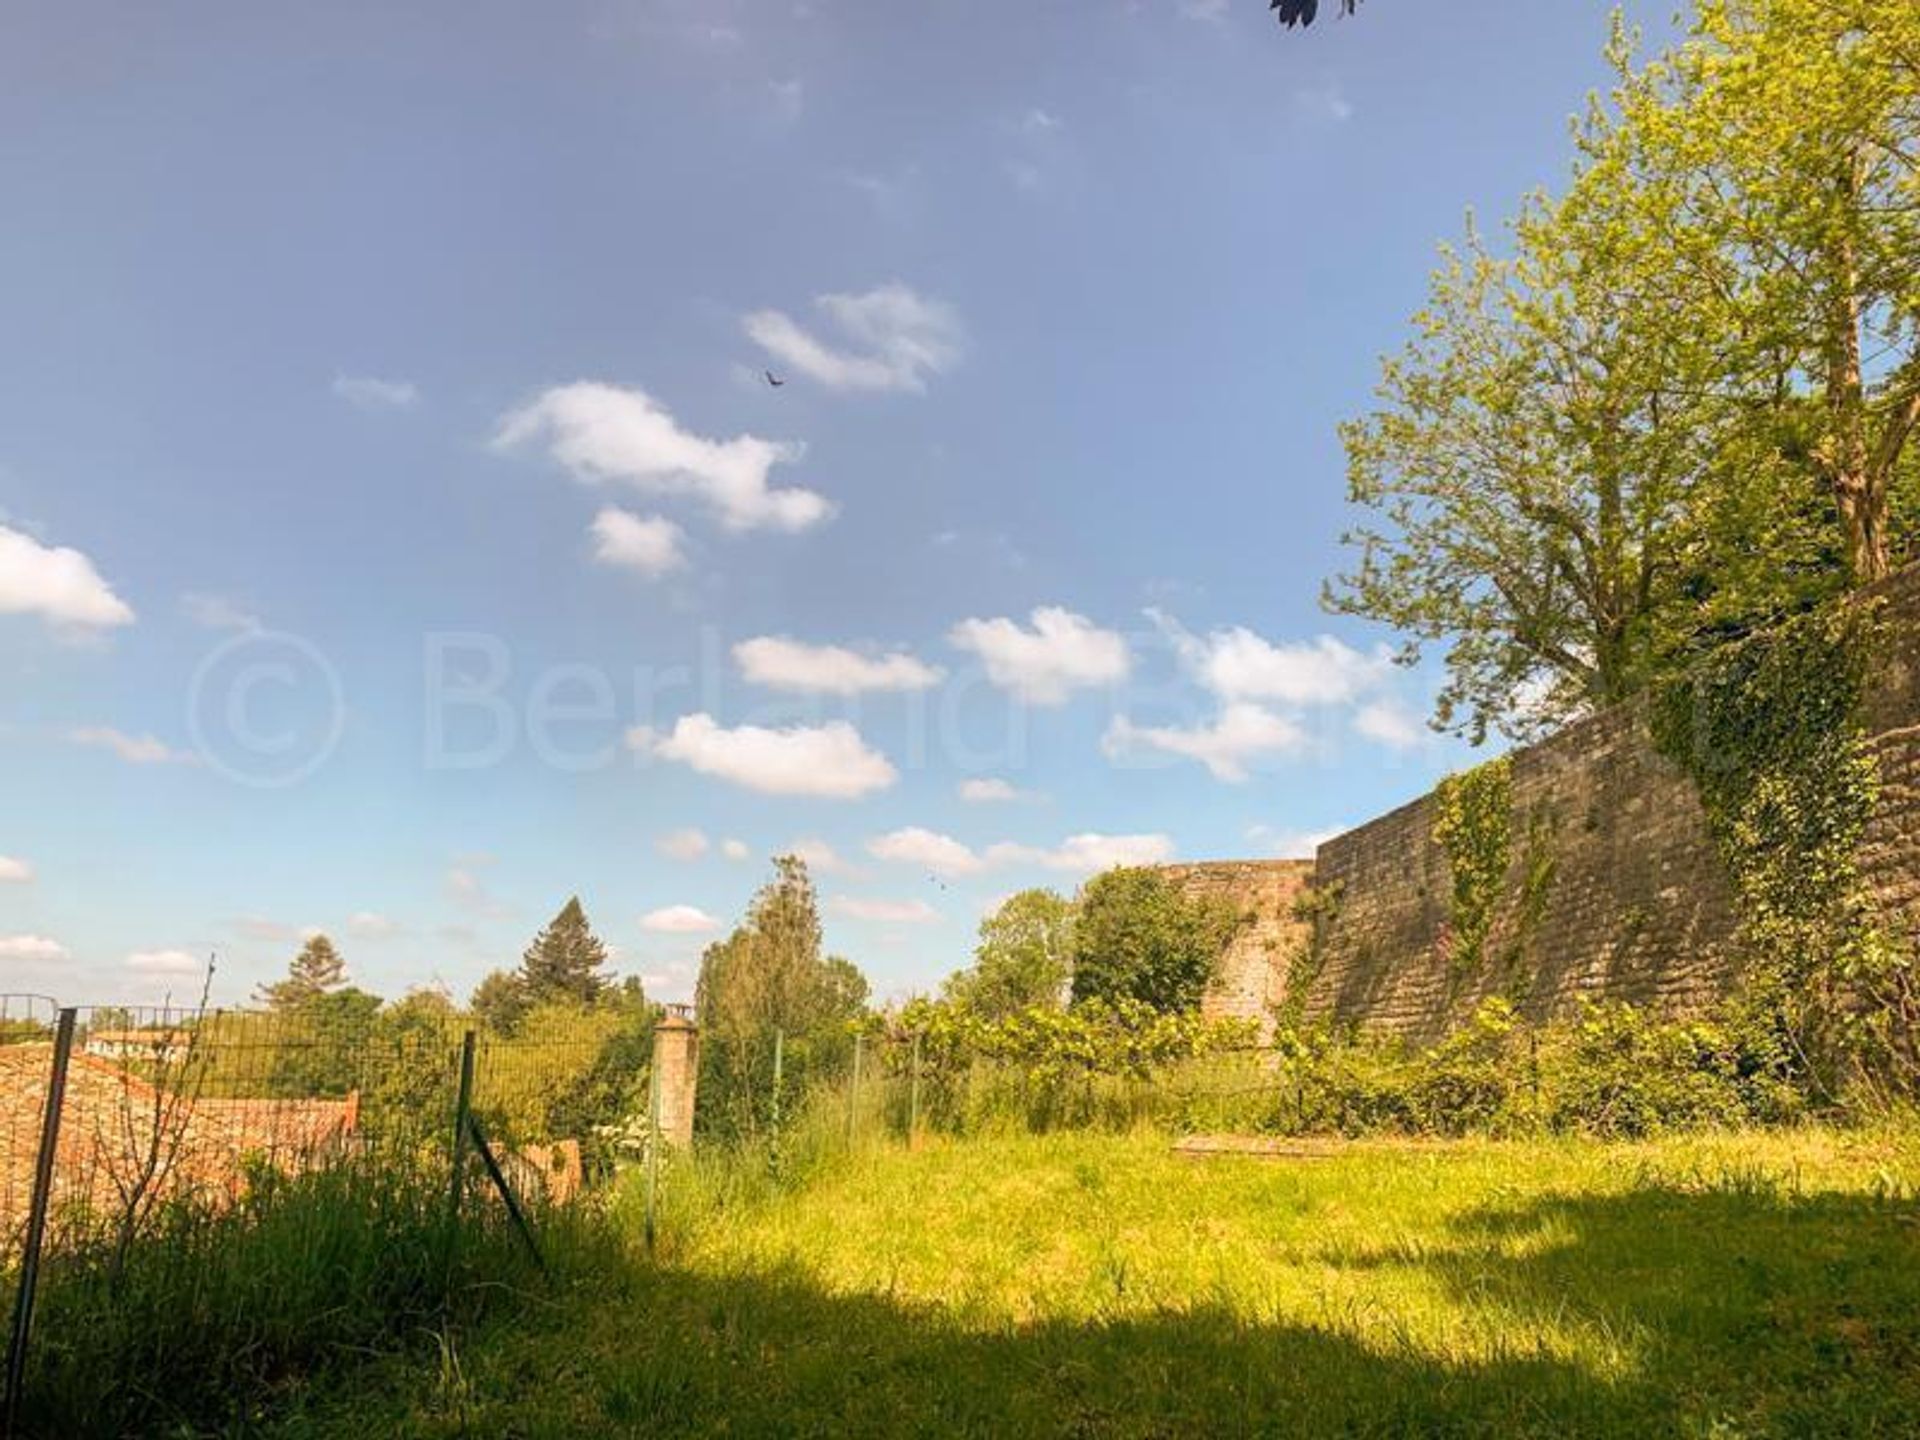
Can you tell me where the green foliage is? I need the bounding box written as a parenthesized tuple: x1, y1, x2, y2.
(944, 887, 1076, 1018)
(518, 896, 612, 1007)
(470, 968, 531, 1034)
(1268, 998, 1807, 1141)
(696, 855, 871, 1141)
(265, 986, 384, 1097)
(256, 933, 348, 1010)
(1430, 757, 1513, 979)
(1651, 601, 1911, 1093)
(18, 1151, 616, 1437)
(883, 995, 1259, 1133)
(1070, 867, 1241, 1014)
(472, 993, 658, 1159)
(1331, 0, 1920, 740)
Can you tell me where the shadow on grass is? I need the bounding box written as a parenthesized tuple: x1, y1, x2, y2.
(281, 1176, 1920, 1439)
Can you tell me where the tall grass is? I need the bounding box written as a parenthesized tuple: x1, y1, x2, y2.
(14, 1153, 618, 1437)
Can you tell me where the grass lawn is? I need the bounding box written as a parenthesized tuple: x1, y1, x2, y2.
(278, 1127, 1920, 1438)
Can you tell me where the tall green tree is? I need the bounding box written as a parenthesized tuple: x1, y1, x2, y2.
(694, 856, 869, 1138)
(519, 896, 611, 1006)
(945, 889, 1077, 1018)
(1332, 0, 1920, 739)
(1600, 0, 1920, 587)
(1070, 868, 1240, 1015)
(257, 934, 348, 1010)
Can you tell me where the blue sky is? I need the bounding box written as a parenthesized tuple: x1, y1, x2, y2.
(0, 0, 1666, 1007)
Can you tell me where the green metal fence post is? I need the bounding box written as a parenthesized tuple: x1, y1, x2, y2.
(848, 1032, 864, 1146)
(909, 1031, 923, 1144)
(4, 1007, 76, 1432)
(643, 1050, 663, 1254)
(443, 1030, 477, 1286)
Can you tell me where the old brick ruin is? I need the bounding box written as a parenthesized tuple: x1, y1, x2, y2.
(1184, 564, 1920, 1040)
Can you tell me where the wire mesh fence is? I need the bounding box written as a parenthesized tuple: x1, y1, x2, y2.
(693, 1021, 1295, 1175)
(0, 992, 671, 1430)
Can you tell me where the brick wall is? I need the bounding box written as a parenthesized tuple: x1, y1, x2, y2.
(1193, 564, 1920, 1039)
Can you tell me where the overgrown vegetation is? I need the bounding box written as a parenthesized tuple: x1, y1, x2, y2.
(1430, 755, 1513, 979)
(15, 1157, 592, 1437)
(1652, 602, 1920, 1101)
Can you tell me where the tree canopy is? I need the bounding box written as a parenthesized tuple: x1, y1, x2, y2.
(519, 896, 612, 1005)
(1070, 868, 1240, 1015)
(1332, 0, 1920, 741)
(945, 888, 1077, 1019)
(257, 934, 348, 1010)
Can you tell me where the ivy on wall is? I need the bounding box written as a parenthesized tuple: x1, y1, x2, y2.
(1649, 602, 1903, 1090)
(1431, 756, 1513, 979)
(1280, 881, 1344, 1023)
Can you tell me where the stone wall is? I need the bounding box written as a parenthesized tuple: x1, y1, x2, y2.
(1165, 860, 1313, 1034)
(1197, 563, 1920, 1039)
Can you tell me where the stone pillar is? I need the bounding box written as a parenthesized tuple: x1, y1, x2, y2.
(652, 1011, 699, 1148)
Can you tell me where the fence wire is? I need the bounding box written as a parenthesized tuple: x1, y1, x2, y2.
(0, 991, 665, 1428)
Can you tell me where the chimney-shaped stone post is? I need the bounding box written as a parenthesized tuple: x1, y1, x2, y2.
(652, 1008, 699, 1148)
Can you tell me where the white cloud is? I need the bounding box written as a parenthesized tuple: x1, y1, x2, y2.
(1152, 613, 1389, 706)
(984, 832, 1175, 874)
(1248, 823, 1344, 860)
(744, 283, 964, 395)
(590, 507, 688, 578)
(1354, 699, 1427, 751)
(0, 524, 135, 631)
(949, 607, 1130, 705)
(641, 905, 722, 934)
(1293, 80, 1355, 125)
(656, 828, 711, 861)
(733, 636, 942, 695)
(332, 374, 419, 410)
(495, 382, 832, 533)
(445, 862, 509, 919)
(1103, 703, 1306, 782)
(1178, 0, 1231, 19)
(233, 916, 304, 943)
(768, 77, 804, 124)
(633, 715, 897, 798)
(827, 896, 939, 924)
(867, 827, 985, 879)
(0, 856, 32, 884)
(126, 948, 203, 974)
(181, 592, 262, 633)
(958, 778, 1028, 804)
(721, 838, 751, 862)
(0, 935, 66, 961)
(347, 911, 402, 939)
(67, 727, 194, 766)
(785, 837, 854, 875)
(1022, 107, 1063, 133)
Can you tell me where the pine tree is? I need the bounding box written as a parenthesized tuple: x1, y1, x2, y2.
(258, 934, 348, 1010)
(518, 897, 610, 1005)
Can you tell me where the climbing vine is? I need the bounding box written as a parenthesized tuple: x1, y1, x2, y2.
(1650, 602, 1905, 1093)
(1279, 881, 1343, 1024)
(1431, 756, 1513, 979)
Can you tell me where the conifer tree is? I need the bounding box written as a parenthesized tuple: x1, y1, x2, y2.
(518, 896, 610, 1005)
(258, 934, 348, 1010)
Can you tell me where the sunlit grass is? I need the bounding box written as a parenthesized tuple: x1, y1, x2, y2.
(279, 1123, 1920, 1437)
